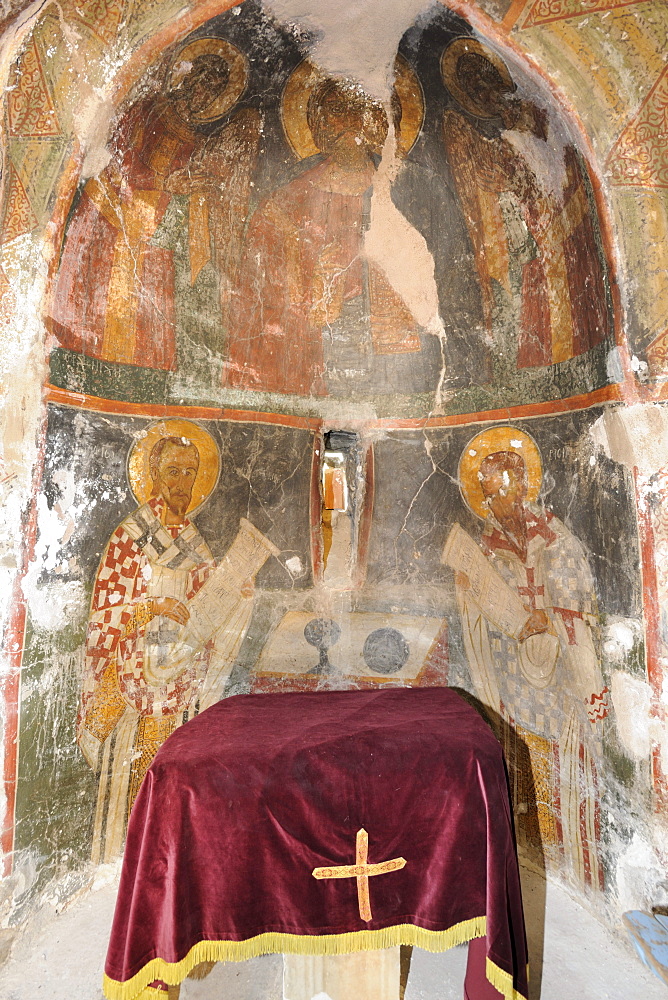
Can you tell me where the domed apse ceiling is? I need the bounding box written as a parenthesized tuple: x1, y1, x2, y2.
(42, 2, 615, 418)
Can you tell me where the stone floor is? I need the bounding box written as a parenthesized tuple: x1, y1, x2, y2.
(0, 865, 665, 999)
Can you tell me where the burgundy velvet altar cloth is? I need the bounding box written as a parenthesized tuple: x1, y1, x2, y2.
(104, 687, 528, 999)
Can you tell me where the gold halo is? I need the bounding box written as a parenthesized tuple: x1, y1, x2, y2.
(169, 37, 248, 123)
(281, 54, 424, 160)
(441, 37, 515, 120)
(127, 419, 220, 515)
(458, 425, 542, 520)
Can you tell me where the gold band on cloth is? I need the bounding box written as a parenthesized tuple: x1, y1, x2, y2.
(486, 957, 531, 1000)
(101, 917, 526, 1000)
(121, 601, 155, 639)
(312, 828, 406, 922)
(313, 859, 406, 879)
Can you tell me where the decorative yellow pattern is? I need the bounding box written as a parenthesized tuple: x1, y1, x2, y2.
(7, 36, 60, 137)
(647, 326, 668, 374)
(312, 828, 407, 922)
(523, 0, 648, 28)
(127, 715, 178, 816)
(102, 918, 517, 1000)
(0, 266, 16, 327)
(607, 66, 668, 189)
(83, 658, 127, 743)
(62, 0, 128, 45)
(515, 726, 560, 856)
(1, 165, 37, 245)
(121, 600, 155, 638)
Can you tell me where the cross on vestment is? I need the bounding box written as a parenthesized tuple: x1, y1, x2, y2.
(518, 568, 544, 609)
(312, 828, 406, 922)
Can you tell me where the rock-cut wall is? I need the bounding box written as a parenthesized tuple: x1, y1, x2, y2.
(0, 0, 667, 941)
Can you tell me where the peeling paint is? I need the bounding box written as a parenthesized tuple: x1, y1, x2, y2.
(0, 0, 666, 958)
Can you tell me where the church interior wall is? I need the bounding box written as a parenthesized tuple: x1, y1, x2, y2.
(0, 0, 667, 963)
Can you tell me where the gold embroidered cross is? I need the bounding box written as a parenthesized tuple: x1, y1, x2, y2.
(312, 828, 406, 922)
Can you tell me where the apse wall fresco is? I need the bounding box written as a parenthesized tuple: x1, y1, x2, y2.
(45, 2, 615, 416)
(1, 0, 666, 934)
(15, 405, 316, 884)
(365, 408, 642, 889)
(16, 399, 646, 897)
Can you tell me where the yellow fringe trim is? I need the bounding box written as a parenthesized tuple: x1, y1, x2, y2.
(485, 956, 530, 1000)
(103, 918, 487, 1000)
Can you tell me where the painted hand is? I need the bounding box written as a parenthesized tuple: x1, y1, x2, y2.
(240, 578, 254, 600)
(455, 571, 471, 590)
(153, 597, 190, 625)
(518, 608, 550, 642)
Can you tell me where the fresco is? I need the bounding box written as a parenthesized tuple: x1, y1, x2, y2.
(14, 406, 316, 880)
(445, 426, 607, 888)
(45, 3, 616, 417)
(79, 421, 280, 863)
(4, 0, 664, 931)
(363, 407, 643, 886)
(16, 402, 646, 891)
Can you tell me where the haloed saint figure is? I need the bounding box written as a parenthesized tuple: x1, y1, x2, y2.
(226, 63, 425, 398)
(442, 38, 610, 371)
(48, 38, 260, 371)
(77, 421, 257, 864)
(452, 427, 609, 888)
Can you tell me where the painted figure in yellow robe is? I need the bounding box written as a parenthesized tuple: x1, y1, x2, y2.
(48, 39, 260, 371)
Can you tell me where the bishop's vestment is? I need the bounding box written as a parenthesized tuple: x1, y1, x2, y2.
(78, 495, 252, 863)
(456, 502, 609, 888)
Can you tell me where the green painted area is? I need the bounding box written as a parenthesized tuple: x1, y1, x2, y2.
(50, 338, 615, 417)
(9, 139, 70, 222)
(13, 614, 98, 900)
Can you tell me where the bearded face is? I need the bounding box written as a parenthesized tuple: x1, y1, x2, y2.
(480, 468, 523, 523)
(152, 442, 200, 519)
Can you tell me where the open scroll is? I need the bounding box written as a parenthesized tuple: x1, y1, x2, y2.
(442, 523, 528, 639)
(179, 517, 279, 650)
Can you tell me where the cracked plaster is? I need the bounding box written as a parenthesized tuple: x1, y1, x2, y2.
(0, 0, 666, 964)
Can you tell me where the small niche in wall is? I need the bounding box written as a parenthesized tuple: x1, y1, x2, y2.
(320, 430, 372, 590)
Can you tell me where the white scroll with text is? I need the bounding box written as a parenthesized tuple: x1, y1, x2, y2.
(442, 522, 527, 639)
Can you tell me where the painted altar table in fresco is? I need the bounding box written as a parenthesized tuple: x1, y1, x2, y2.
(102, 687, 528, 1000)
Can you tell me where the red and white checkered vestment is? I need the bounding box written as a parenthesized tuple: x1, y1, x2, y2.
(80, 497, 214, 732)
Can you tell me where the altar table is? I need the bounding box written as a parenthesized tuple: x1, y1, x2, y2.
(102, 687, 528, 1000)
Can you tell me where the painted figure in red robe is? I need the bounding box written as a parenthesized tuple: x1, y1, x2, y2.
(226, 78, 421, 397)
(47, 44, 259, 371)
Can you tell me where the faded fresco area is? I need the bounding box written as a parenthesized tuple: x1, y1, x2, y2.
(2, 0, 668, 947)
(15, 403, 648, 898)
(15, 406, 315, 887)
(45, 3, 615, 417)
(363, 408, 643, 889)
